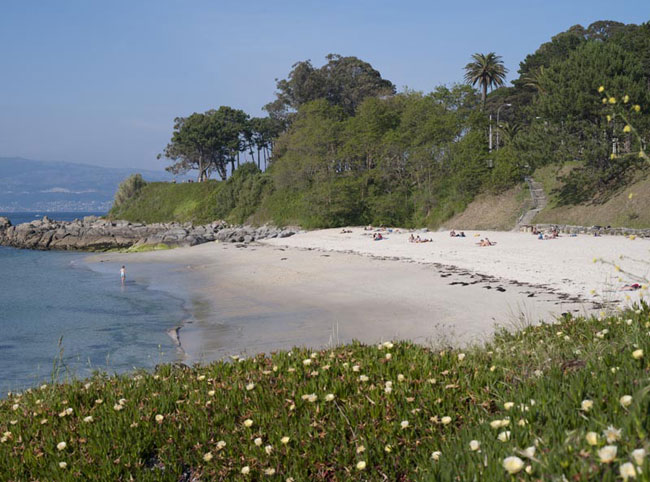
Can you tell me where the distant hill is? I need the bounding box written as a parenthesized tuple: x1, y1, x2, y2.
(0, 157, 185, 212)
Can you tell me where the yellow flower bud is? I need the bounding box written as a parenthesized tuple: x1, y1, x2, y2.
(609, 97, 616, 104)
(623, 95, 630, 103)
(623, 125, 632, 133)
(610, 153, 617, 160)
(598, 86, 605, 93)
(602, 98, 608, 104)
(606, 115, 612, 122)
(633, 104, 641, 112)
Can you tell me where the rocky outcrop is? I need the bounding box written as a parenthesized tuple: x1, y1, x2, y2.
(523, 223, 650, 237)
(0, 216, 298, 251)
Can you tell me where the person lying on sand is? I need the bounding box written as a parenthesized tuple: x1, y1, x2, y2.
(477, 238, 496, 247)
(373, 233, 384, 241)
(450, 230, 456, 237)
(621, 283, 642, 291)
(409, 234, 415, 243)
(340, 229, 352, 234)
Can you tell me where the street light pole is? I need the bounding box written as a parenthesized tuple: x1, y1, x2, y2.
(489, 114, 493, 152)
(496, 103, 512, 151)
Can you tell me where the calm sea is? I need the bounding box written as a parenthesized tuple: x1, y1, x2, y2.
(0, 212, 185, 394)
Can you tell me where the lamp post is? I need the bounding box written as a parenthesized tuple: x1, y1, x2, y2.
(495, 103, 512, 151)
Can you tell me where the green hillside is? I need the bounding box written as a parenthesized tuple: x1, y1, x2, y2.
(108, 181, 222, 225)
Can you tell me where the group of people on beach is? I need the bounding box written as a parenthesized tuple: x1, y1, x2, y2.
(408, 234, 432, 243)
(533, 227, 560, 240)
(449, 230, 466, 238)
(476, 238, 496, 247)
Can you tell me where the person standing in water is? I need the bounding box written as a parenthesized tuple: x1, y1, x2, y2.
(120, 265, 126, 285)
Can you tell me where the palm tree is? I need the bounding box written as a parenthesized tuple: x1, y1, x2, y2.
(463, 52, 508, 108)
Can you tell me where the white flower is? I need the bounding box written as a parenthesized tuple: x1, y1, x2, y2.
(243, 419, 253, 427)
(83, 416, 93, 423)
(57, 441, 67, 451)
(216, 440, 227, 450)
(458, 353, 466, 361)
(306, 393, 317, 403)
(246, 383, 255, 391)
(241, 466, 250, 474)
(356, 445, 365, 453)
(254, 437, 263, 446)
(581, 400, 594, 412)
(356, 461, 366, 470)
(503, 456, 524, 475)
(397, 374, 405, 382)
(523, 446, 536, 458)
(325, 393, 335, 402)
(620, 395, 633, 408)
(265, 444, 274, 455)
(281, 436, 290, 444)
(383, 341, 394, 349)
(431, 451, 441, 460)
(264, 468, 276, 476)
(208, 390, 215, 396)
(197, 375, 206, 381)
(400, 420, 409, 429)
(525, 465, 533, 474)
(598, 445, 618, 463)
(59, 462, 67, 469)
(603, 426, 622, 443)
(203, 452, 213, 462)
(95, 399, 103, 405)
(469, 440, 481, 451)
(385, 445, 392, 453)
(359, 375, 369, 382)
(620, 462, 637, 480)
(155, 414, 164, 423)
(385, 353, 392, 360)
(441, 416, 452, 425)
(504, 402, 514, 410)
(498, 431, 511, 442)
(632, 448, 646, 466)
(633, 349, 644, 360)
(302, 359, 311, 366)
(586, 432, 599, 446)
(352, 365, 360, 372)
(113, 404, 123, 411)
(384, 386, 392, 394)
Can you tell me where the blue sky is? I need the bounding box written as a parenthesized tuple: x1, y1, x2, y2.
(0, 1, 647, 170)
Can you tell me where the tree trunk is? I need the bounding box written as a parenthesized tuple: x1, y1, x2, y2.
(257, 148, 261, 169)
(482, 82, 487, 109)
(237, 151, 240, 168)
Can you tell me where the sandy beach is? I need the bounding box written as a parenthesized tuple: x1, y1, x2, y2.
(85, 227, 649, 364)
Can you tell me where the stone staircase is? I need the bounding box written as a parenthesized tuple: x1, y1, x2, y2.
(514, 177, 548, 230)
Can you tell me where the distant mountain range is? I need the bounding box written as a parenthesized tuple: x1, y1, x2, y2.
(0, 157, 184, 212)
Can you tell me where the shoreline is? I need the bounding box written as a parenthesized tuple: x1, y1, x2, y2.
(83, 228, 634, 364)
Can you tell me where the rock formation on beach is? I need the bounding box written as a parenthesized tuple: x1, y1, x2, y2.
(0, 216, 296, 251)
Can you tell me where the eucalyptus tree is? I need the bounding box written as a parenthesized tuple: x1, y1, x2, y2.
(463, 52, 508, 108)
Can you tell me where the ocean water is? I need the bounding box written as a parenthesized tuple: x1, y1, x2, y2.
(0, 213, 185, 394)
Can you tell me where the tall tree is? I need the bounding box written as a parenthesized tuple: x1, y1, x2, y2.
(264, 54, 395, 119)
(463, 52, 508, 108)
(159, 107, 250, 181)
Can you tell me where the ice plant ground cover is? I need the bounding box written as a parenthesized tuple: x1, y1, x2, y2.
(1, 304, 650, 480)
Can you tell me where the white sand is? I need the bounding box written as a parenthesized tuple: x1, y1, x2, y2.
(85, 227, 646, 363)
(263, 228, 650, 304)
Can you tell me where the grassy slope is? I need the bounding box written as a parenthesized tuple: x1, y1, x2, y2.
(108, 181, 222, 225)
(533, 164, 650, 228)
(2, 304, 650, 480)
(441, 184, 531, 231)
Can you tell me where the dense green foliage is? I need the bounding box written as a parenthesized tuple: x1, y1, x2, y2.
(108, 181, 222, 225)
(2, 304, 650, 479)
(112, 174, 146, 209)
(123, 20, 650, 228)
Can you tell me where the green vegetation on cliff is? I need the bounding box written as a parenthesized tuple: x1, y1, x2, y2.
(2, 304, 650, 479)
(108, 181, 222, 225)
(111, 21, 650, 229)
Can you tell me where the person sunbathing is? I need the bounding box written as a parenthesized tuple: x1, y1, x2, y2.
(450, 230, 456, 237)
(409, 234, 415, 243)
(621, 283, 641, 291)
(373, 233, 384, 241)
